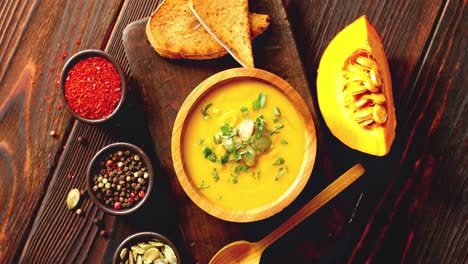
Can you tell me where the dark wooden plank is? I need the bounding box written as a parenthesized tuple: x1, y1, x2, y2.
(285, 0, 466, 263)
(0, 0, 123, 262)
(121, 0, 336, 262)
(395, 1, 467, 262)
(17, 0, 177, 263)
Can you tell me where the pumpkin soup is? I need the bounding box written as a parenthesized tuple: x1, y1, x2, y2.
(182, 79, 307, 210)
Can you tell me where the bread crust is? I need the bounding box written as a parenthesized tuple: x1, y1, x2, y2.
(188, 0, 254, 67)
(146, 0, 268, 61)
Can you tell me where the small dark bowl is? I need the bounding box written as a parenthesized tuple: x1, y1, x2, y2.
(60, 49, 126, 124)
(87, 142, 153, 215)
(113, 232, 181, 264)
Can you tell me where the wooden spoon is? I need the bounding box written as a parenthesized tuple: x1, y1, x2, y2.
(209, 164, 365, 264)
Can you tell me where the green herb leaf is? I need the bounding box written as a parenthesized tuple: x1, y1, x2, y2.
(240, 106, 248, 114)
(213, 168, 219, 182)
(240, 165, 249, 172)
(251, 170, 261, 180)
(274, 106, 281, 117)
(231, 173, 238, 184)
(198, 180, 210, 189)
(273, 157, 285, 165)
(220, 152, 230, 165)
(213, 135, 222, 144)
(203, 146, 217, 162)
(233, 149, 242, 161)
(273, 117, 280, 123)
(270, 123, 284, 135)
(252, 93, 267, 111)
(274, 167, 285, 181)
(208, 153, 217, 162)
(202, 146, 212, 158)
(201, 103, 213, 119)
(254, 115, 267, 138)
(220, 123, 232, 136)
(197, 138, 204, 145)
(280, 139, 288, 144)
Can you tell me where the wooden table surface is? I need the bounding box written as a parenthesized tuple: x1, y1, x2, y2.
(0, 0, 465, 263)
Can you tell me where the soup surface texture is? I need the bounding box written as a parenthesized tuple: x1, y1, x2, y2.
(183, 79, 307, 210)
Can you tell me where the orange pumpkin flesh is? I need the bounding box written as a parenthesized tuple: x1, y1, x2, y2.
(317, 16, 396, 156)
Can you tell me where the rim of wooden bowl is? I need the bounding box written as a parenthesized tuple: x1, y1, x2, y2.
(112, 232, 181, 264)
(171, 68, 317, 222)
(59, 49, 127, 124)
(86, 142, 154, 216)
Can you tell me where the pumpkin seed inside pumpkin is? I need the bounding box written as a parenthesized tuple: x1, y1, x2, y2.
(342, 50, 388, 126)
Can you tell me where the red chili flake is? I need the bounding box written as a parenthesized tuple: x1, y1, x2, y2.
(49, 67, 55, 73)
(114, 202, 121, 210)
(62, 52, 68, 60)
(67, 174, 72, 179)
(64, 57, 121, 120)
(75, 39, 81, 45)
(138, 191, 145, 198)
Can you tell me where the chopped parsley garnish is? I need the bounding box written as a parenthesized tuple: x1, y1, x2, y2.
(197, 180, 210, 189)
(220, 123, 238, 138)
(202, 146, 217, 162)
(273, 106, 281, 117)
(254, 115, 267, 138)
(270, 123, 284, 135)
(280, 139, 288, 144)
(201, 103, 213, 119)
(240, 165, 249, 172)
(213, 135, 222, 144)
(231, 173, 238, 184)
(220, 152, 230, 165)
(272, 157, 285, 165)
(213, 168, 219, 182)
(274, 167, 285, 181)
(252, 93, 267, 111)
(251, 170, 261, 180)
(240, 106, 248, 114)
(275, 124, 284, 129)
(197, 138, 204, 145)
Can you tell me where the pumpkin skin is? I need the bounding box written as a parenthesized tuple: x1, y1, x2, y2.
(317, 16, 396, 156)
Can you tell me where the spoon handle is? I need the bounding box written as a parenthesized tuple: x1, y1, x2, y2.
(257, 164, 365, 251)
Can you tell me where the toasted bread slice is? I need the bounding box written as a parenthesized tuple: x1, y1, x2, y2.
(188, 0, 254, 67)
(146, 0, 269, 60)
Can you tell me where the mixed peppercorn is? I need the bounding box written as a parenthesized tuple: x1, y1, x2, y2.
(91, 149, 148, 210)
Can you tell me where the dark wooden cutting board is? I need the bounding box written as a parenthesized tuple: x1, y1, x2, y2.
(122, 1, 341, 262)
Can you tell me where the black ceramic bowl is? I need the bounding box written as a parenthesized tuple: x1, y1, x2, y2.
(87, 143, 153, 215)
(113, 232, 181, 264)
(60, 49, 126, 124)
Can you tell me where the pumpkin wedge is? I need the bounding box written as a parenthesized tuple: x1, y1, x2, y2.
(317, 16, 396, 156)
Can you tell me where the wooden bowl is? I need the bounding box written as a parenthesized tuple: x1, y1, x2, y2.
(113, 232, 181, 264)
(59, 49, 126, 124)
(171, 68, 317, 222)
(86, 142, 153, 215)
